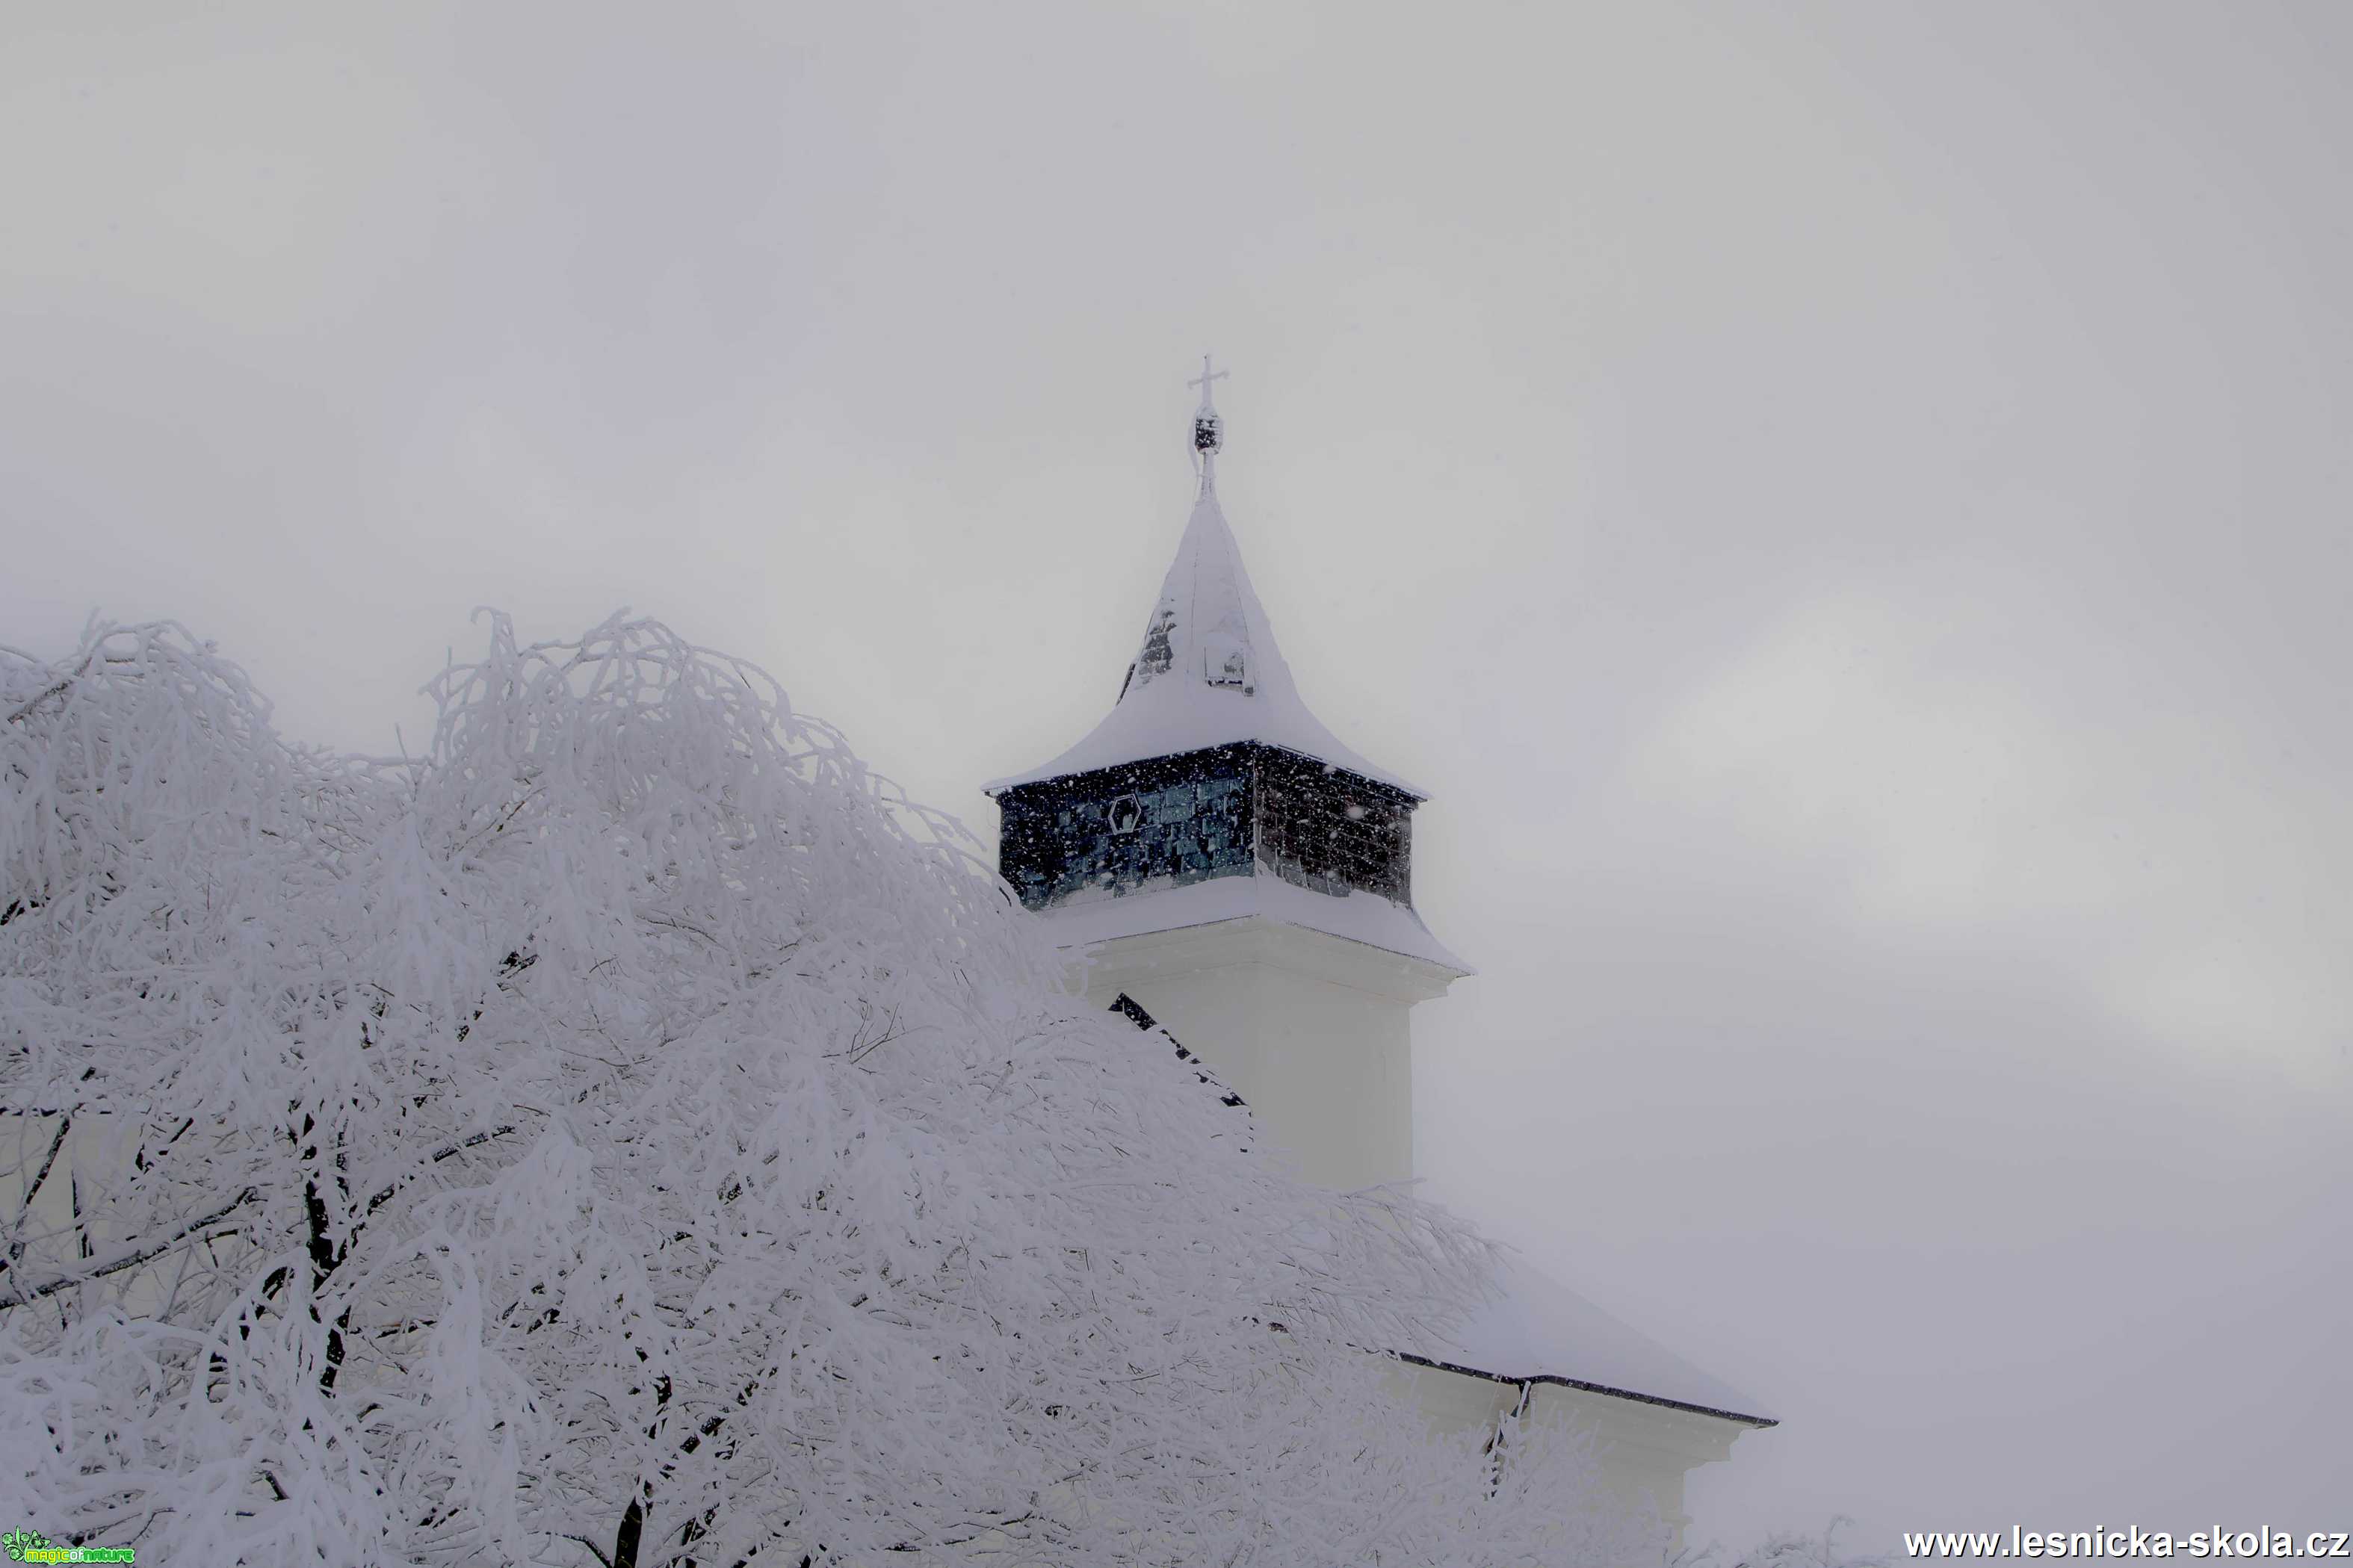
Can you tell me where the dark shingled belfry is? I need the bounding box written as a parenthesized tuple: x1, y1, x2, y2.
(995, 740, 1417, 913)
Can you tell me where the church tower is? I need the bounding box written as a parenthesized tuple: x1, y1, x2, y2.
(989, 368, 1772, 1543)
(986, 360, 1468, 1192)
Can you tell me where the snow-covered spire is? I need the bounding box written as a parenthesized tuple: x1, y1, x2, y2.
(986, 366, 1422, 799)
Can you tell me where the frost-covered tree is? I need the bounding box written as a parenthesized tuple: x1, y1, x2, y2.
(1, 615, 1655, 1567)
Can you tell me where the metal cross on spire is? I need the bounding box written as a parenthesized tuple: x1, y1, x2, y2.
(1190, 353, 1228, 413)
(1189, 354, 1228, 493)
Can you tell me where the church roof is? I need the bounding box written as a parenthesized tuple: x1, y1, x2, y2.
(1411, 1251, 1775, 1428)
(986, 433, 1422, 799)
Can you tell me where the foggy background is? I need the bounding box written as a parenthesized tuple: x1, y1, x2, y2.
(4, 2, 2347, 1549)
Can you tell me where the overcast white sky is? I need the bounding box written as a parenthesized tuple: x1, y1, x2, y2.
(5, 1, 2349, 1549)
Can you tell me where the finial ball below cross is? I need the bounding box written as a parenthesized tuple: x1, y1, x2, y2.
(1190, 353, 1228, 454)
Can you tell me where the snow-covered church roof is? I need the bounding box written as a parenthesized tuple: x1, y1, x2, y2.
(1416, 1253, 1775, 1427)
(986, 379, 1421, 799)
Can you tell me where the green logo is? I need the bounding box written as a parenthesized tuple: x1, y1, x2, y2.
(1, 1531, 135, 1563)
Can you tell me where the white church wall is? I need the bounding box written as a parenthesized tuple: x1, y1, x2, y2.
(1527, 1382, 1743, 1546)
(1388, 1357, 1740, 1552)
(1072, 915, 1451, 1192)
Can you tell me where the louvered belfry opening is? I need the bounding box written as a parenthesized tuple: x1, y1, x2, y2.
(995, 742, 1413, 914)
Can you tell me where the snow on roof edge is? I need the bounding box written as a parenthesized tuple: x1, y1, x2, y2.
(1033, 873, 1471, 976)
(983, 735, 1426, 802)
(1394, 1351, 1778, 1428)
(1411, 1246, 1773, 1429)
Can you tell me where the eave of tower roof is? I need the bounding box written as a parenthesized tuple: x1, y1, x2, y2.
(1035, 872, 1471, 976)
(986, 486, 1426, 798)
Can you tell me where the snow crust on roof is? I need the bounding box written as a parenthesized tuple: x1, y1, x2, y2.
(1036, 873, 1471, 976)
(1420, 1249, 1772, 1426)
(986, 487, 1423, 798)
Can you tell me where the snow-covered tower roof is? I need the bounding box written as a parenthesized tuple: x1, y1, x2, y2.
(986, 357, 1420, 799)
(986, 360, 1459, 973)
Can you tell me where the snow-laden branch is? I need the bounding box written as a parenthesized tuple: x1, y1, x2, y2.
(0, 1186, 257, 1310)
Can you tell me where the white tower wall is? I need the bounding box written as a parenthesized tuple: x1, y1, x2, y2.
(1074, 914, 1456, 1191)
